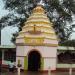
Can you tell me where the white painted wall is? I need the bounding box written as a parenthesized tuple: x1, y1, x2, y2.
(44, 39, 58, 44)
(16, 45, 57, 70)
(16, 46, 57, 57)
(16, 46, 25, 56)
(44, 58, 57, 70)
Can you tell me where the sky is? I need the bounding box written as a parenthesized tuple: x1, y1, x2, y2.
(0, 0, 18, 45)
(0, 0, 9, 18)
(1, 26, 18, 45)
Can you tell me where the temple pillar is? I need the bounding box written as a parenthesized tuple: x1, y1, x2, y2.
(2, 49, 4, 64)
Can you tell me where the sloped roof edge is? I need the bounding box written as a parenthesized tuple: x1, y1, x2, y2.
(0, 45, 16, 48)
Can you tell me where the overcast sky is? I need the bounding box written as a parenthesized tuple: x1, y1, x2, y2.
(0, 0, 9, 18)
(1, 26, 18, 45)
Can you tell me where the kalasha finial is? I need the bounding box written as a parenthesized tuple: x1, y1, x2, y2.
(37, 0, 45, 6)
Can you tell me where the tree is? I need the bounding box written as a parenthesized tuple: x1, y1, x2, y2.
(1, 0, 75, 43)
(11, 32, 18, 44)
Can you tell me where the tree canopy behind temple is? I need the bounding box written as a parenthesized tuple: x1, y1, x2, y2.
(0, 0, 75, 43)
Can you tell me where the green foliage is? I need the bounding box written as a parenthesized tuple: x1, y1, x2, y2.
(1, 0, 75, 44)
(59, 40, 75, 47)
(11, 32, 18, 44)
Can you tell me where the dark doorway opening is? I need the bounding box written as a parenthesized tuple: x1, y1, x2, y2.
(28, 51, 41, 71)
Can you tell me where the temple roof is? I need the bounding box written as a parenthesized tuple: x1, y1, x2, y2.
(32, 5, 45, 13)
(16, 5, 58, 46)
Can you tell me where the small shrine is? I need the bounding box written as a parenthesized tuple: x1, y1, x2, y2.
(16, 5, 58, 71)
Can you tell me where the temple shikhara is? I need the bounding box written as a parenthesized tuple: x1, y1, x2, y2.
(16, 5, 58, 71)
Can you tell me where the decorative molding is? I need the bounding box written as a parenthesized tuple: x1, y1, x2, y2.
(19, 31, 55, 35)
(16, 36, 57, 40)
(28, 17, 49, 20)
(25, 21, 50, 25)
(16, 43, 58, 47)
(23, 26, 52, 30)
(24, 37, 44, 44)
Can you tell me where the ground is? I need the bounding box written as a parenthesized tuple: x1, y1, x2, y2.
(1, 69, 75, 75)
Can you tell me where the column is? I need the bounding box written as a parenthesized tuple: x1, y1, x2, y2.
(2, 49, 4, 64)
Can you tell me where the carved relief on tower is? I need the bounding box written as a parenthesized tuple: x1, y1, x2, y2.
(24, 37, 44, 44)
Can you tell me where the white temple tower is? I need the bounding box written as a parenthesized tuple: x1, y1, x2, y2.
(16, 5, 58, 71)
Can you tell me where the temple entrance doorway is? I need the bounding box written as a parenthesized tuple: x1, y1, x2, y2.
(28, 50, 41, 71)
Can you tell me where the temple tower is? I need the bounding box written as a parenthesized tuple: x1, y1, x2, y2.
(16, 5, 58, 71)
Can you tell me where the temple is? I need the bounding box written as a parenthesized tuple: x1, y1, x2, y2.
(16, 5, 58, 71)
